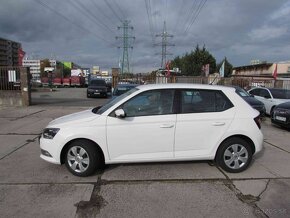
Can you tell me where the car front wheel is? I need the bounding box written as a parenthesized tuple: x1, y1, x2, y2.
(64, 140, 102, 177)
(216, 137, 253, 173)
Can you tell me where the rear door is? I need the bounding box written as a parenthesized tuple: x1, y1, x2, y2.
(174, 89, 235, 158)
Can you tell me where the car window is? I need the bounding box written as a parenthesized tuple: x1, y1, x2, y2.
(260, 89, 271, 98)
(180, 89, 233, 113)
(122, 89, 175, 117)
(249, 88, 261, 96)
(96, 88, 139, 114)
(270, 89, 290, 99)
(90, 79, 106, 86)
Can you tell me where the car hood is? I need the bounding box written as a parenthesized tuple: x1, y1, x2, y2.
(242, 96, 264, 106)
(47, 109, 99, 127)
(275, 101, 290, 109)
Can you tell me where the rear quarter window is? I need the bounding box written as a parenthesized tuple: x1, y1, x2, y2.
(180, 89, 233, 113)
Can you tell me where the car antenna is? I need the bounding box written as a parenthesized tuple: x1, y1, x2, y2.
(209, 75, 219, 85)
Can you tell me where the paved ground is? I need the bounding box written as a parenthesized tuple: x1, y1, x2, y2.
(0, 89, 290, 217)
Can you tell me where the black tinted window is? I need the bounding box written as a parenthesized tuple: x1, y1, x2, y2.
(90, 79, 106, 86)
(249, 88, 261, 96)
(270, 89, 290, 99)
(180, 89, 233, 113)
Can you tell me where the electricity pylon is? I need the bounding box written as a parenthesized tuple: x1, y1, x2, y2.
(116, 20, 135, 74)
(155, 21, 174, 69)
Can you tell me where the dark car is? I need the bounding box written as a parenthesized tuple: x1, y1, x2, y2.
(87, 79, 108, 98)
(233, 86, 266, 116)
(271, 101, 290, 129)
(112, 84, 138, 99)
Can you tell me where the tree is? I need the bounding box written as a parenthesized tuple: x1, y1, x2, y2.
(171, 45, 216, 76)
(216, 57, 233, 77)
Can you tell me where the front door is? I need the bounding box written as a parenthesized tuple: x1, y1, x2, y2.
(106, 89, 176, 161)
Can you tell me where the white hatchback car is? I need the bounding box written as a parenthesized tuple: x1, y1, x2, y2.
(248, 87, 290, 115)
(40, 84, 263, 176)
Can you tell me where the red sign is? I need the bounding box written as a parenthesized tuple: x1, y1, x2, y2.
(18, 48, 25, 66)
(273, 64, 278, 80)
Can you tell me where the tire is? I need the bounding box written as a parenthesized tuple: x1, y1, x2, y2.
(64, 140, 103, 177)
(216, 137, 253, 173)
(270, 106, 276, 117)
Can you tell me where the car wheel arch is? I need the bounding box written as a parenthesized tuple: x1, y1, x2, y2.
(214, 134, 255, 160)
(60, 138, 105, 165)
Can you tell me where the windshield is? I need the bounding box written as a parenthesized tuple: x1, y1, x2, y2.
(235, 87, 251, 97)
(270, 89, 290, 99)
(95, 88, 139, 114)
(90, 79, 106, 86)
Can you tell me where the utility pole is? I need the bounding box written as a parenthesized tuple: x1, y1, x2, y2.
(155, 21, 174, 69)
(116, 20, 135, 74)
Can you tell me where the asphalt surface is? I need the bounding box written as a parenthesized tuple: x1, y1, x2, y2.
(0, 88, 290, 218)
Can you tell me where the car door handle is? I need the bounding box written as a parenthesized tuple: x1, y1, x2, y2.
(212, 122, 225, 126)
(160, 124, 174, 128)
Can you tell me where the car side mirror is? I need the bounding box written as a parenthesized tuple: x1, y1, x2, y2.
(115, 109, 126, 118)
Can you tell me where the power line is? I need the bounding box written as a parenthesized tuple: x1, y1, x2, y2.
(33, 0, 112, 45)
(89, 0, 117, 26)
(111, 0, 126, 19)
(104, 0, 123, 22)
(71, 0, 117, 35)
(179, 0, 198, 33)
(184, 0, 207, 34)
(144, 0, 156, 44)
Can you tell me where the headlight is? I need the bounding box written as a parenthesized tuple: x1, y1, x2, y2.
(42, 128, 60, 139)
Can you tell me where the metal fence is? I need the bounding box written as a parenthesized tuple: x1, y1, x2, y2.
(0, 67, 21, 90)
(156, 76, 290, 90)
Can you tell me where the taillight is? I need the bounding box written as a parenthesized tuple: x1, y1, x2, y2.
(254, 116, 261, 129)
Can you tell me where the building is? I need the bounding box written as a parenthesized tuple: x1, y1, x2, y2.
(0, 37, 22, 66)
(23, 59, 62, 81)
(232, 61, 290, 79)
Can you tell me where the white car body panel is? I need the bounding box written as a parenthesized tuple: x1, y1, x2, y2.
(40, 83, 263, 167)
(106, 114, 176, 161)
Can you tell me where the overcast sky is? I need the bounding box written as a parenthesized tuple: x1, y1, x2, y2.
(1, 0, 290, 73)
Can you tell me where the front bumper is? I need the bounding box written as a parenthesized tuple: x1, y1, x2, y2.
(39, 136, 62, 164)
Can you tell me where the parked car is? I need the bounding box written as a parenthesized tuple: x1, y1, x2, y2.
(230, 86, 266, 116)
(271, 101, 290, 129)
(40, 84, 263, 177)
(248, 87, 290, 115)
(87, 79, 108, 98)
(112, 84, 138, 99)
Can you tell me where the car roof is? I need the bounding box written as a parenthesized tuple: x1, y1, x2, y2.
(137, 83, 235, 91)
(116, 83, 138, 87)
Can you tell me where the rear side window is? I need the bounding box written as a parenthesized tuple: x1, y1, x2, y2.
(180, 89, 233, 113)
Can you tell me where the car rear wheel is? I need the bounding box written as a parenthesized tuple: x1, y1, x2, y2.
(216, 137, 253, 173)
(64, 140, 102, 177)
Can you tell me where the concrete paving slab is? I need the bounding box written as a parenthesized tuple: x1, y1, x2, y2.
(87, 182, 256, 218)
(233, 179, 269, 197)
(102, 162, 226, 181)
(257, 179, 290, 218)
(0, 117, 52, 134)
(0, 184, 94, 218)
(0, 107, 45, 118)
(256, 144, 290, 178)
(0, 141, 100, 184)
(0, 135, 36, 159)
(31, 107, 86, 119)
(262, 119, 290, 153)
